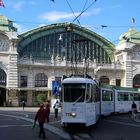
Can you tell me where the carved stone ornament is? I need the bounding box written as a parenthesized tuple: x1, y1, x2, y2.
(0, 37, 8, 51)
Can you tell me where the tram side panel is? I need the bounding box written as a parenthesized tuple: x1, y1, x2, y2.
(85, 102, 100, 126)
(100, 88, 114, 116)
(114, 90, 138, 113)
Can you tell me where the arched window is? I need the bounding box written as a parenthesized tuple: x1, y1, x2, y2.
(19, 32, 112, 64)
(99, 76, 109, 85)
(133, 74, 140, 88)
(0, 68, 6, 86)
(35, 73, 48, 87)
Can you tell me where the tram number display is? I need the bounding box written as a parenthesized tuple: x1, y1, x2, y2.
(66, 113, 73, 116)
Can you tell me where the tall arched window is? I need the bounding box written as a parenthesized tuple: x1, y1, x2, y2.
(0, 68, 6, 86)
(35, 73, 48, 87)
(133, 74, 140, 88)
(99, 76, 109, 85)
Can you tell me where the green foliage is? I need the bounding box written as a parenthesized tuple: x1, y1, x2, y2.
(36, 94, 46, 103)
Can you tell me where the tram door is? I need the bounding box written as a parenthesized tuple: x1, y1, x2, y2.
(0, 88, 6, 106)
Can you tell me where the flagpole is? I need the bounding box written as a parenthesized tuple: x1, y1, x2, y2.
(0, 0, 5, 8)
(131, 17, 136, 29)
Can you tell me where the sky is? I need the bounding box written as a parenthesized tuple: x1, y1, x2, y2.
(0, 0, 140, 45)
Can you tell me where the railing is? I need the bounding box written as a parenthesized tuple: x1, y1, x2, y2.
(18, 58, 125, 70)
(18, 58, 96, 68)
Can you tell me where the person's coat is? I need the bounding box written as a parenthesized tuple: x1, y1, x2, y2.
(35, 107, 47, 123)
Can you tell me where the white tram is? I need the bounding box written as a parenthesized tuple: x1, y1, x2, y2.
(100, 85, 140, 114)
(61, 77, 140, 127)
(114, 87, 140, 113)
(61, 76, 100, 127)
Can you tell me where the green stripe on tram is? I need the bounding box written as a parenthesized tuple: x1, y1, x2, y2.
(100, 83, 138, 92)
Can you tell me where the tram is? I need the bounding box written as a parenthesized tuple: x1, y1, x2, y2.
(100, 85, 140, 114)
(114, 87, 140, 113)
(61, 75, 100, 127)
(61, 76, 140, 127)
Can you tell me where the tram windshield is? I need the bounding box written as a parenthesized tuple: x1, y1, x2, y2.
(63, 83, 86, 102)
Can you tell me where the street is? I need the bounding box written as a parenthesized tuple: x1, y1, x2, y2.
(0, 108, 140, 140)
(0, 112, 63, 140)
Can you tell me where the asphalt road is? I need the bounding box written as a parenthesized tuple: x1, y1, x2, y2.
(0, 109, 140, 140)
(0, 112, 64, 140)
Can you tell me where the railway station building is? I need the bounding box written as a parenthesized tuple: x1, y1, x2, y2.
(0, 14, 140, 106)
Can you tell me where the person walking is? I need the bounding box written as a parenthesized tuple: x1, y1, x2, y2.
(131, 101, 137, 119)
(22, 100, 26, 110)
(45, 100, 50, 123)
(53, 100, 60, 119)
(35, 104, 47, 139)
(9, 99, 12, 106)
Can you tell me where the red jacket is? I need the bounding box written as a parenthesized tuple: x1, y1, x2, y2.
(46, 104, 50, 113)
(35, 107, 47, 123)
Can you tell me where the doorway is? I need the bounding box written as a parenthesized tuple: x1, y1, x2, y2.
(0, 88, 6, 106)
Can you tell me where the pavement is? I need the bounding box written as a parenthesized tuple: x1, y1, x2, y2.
(0, 107, 71, 139)
(0, 107, 140, 139)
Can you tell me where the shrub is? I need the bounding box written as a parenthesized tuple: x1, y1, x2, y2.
(37, 94, 46, 103)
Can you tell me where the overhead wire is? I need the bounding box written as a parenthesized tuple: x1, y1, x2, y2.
(72, 0, 97, 23)
(78, 0, 88, 21)
(10, 0, 140, 75)
(65, 0, 81, 25)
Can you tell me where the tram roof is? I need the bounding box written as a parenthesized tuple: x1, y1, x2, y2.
(62, 77, 97, 84)
(100, 84, 139, 92)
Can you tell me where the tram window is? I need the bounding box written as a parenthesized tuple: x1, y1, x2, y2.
(93, 85, 99, 102)
(102, 90, 113, 101)
(86, 84, 92, 102)
(63, 84, 85, 102)
(91, 84, 94, 102)
(130, 93, 140, 101)
(118, 92, 129, 101)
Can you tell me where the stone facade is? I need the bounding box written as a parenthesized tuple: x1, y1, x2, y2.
(0, 15, 140, 106)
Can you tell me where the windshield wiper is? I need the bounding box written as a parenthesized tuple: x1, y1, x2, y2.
(73, 95, 83, 105)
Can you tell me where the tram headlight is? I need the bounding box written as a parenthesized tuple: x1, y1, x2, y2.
(71, 112, 76, 117)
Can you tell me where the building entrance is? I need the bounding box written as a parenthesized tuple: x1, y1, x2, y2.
(133, 74, 140, 88)
(0, 88, 6, 106)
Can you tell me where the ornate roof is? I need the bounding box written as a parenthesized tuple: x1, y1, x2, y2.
(0, 14, 17, 32)
(119, 28, 140, 44)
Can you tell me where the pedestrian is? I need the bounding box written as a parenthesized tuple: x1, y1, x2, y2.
(9, 99, 12, 106)
(53, 100, 60, 119)
(131, 101, 137, 119)
(22, 100, 26, 110)
(34, 104, 47, 139)
(45, 100, 50, 123)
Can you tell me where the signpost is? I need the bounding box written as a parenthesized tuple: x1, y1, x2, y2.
(52, 81, 60, 96)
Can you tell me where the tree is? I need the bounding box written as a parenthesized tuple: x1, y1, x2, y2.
(37, 93, 46, 103)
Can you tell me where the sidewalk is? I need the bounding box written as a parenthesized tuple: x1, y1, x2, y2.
(0, 107, 61, 113)
(0, 107, 68, 139)
(0, 107, 39, 112)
